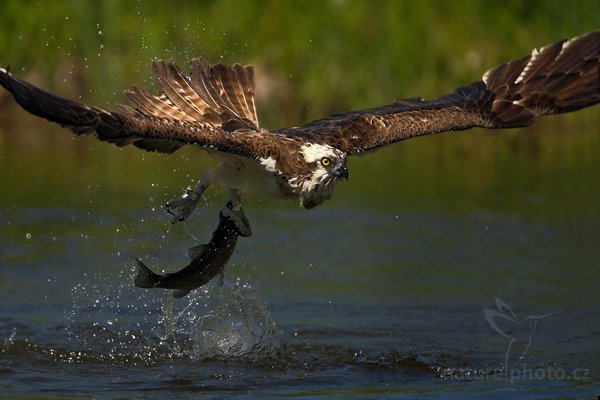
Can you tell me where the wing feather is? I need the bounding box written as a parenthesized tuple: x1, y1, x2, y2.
(124, 86, 195, 121)
(233, 63, 259, 125)
(283, 30, 599, 155)
(0, 56, 263, 155)
(121, 58, 261, 138)
(95, 111, 270, 160)
(151, 61, 209, 121)
(189, 58, 228, 115)
(209, 63, 259, 127)
(0, 66, 102, 133)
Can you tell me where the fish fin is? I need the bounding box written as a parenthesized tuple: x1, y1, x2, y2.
(214, 272, 224, 287)
(173, 289, 191, 298)
(187, 244, 207, 259)
(133, 258, 162, 288)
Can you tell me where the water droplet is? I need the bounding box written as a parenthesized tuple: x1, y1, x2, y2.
(25, 233, 31, 239)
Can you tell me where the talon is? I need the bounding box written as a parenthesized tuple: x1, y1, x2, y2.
(165, 181, 209, 223)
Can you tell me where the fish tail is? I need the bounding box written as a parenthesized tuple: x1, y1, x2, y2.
(134, 258, 162, 288)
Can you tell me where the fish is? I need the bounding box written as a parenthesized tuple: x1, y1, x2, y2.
(134, 200, 252, 298)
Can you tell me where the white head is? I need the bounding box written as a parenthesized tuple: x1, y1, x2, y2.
(287, 143, 348, 208)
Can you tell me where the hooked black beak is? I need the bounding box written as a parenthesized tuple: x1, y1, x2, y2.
(334, 165, 349, 181)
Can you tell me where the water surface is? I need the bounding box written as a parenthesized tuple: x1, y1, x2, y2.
(0, 121, 599, 398)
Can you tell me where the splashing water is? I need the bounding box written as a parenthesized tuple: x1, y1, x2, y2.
(157, 279, 281, 360)
(66, 266, 280, 364)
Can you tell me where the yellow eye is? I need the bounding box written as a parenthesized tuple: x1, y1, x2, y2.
(321, 157, 330, 166)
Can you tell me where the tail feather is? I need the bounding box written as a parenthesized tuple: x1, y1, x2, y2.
(134, 258, 162, 288)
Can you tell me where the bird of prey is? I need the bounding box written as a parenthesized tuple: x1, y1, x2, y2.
(1, 31, 598, 229)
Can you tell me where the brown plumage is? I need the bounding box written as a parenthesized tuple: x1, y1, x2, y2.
(0, 30, 598, 210)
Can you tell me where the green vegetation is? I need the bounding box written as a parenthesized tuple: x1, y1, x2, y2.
(1, 0, 598, 126)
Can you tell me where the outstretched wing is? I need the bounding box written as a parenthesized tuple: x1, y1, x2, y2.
(0, 58, 261, 156)
(283, 30, 599, 155)
(122, 58, 259, 132)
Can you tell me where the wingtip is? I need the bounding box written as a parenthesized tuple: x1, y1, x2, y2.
(0, 65, 12, 89)
(189, 56, 208, 66)
(151, 59, 168, 74)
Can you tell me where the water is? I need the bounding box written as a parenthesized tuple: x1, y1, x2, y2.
(0, 123, 599, 398)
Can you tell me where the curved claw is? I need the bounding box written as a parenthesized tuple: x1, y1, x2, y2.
(165, 181, 208, 224)
(165, 190, 199, 223)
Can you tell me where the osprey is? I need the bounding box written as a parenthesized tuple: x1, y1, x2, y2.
(1, 31, 598, 226)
